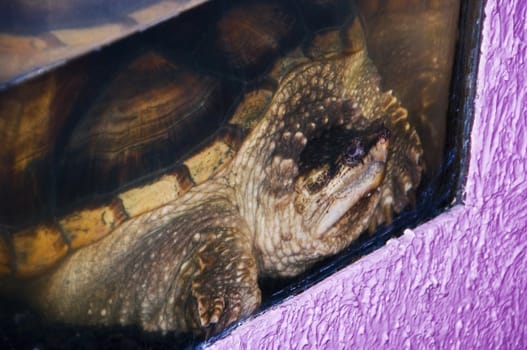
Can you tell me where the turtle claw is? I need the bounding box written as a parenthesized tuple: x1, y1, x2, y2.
(196, 295, 225, 327)
(185, 224, 261, 337)
(191, 277, 259, 337)
(207, 303, 223, 326)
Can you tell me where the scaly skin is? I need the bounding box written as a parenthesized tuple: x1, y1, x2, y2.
(29, 21, 422, 336)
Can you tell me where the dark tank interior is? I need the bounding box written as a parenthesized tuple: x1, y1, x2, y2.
(0, 0, 482, 348)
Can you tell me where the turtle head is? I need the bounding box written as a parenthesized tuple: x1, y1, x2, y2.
(294, 124, 390, 237)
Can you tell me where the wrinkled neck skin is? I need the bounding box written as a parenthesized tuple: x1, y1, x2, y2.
(229, 50, 388, 276)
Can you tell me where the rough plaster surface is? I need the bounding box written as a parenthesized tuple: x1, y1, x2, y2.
(206, 0, 527, 349)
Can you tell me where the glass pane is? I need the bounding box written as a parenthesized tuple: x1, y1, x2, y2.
(358, 0, 460, 174)
(0, 0, 470, 348)
(0, 0, 208, 88)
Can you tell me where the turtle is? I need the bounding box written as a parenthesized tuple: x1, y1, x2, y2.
(0, 0, 423, 337)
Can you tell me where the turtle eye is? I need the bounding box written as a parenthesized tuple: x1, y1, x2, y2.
(343, 138, 366, 167)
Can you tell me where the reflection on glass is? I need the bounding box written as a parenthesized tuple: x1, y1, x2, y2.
(0, 0, 208, 87)
(0, 0, 462, 347)
(358, 0, 460, 172)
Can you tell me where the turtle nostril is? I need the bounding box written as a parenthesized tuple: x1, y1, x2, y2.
(379, 127, 391, 142)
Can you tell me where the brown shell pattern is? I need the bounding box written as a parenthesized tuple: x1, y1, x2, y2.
(0, 1, 314, 278)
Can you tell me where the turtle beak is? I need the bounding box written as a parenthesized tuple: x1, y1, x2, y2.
(312, 130, 389, 237)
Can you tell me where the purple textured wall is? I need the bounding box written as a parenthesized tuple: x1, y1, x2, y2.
(206, 1, 527, 348)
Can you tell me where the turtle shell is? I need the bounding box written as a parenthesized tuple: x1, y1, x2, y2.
(0, 0, 364, 278)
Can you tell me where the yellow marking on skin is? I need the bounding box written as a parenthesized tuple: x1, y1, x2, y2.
(60, 201, 127, 250)
(184, 140, 234, 184)
(119, 174, 185, 217)
(12, 225, 68, 277)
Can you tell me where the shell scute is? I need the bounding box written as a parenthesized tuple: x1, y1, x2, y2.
(61, 198, 128, 251)
(12, 224, 69, 278)
(0, 64, 88, 227)
(58, 51, 228, 207)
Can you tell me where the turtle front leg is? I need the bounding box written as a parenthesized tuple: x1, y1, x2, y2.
(135, 199, 261, 335)
(30, 196, 260, 337)
(180, 224, 261, 336)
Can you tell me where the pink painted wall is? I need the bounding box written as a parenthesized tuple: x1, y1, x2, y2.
(206, 0, 527, 348)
